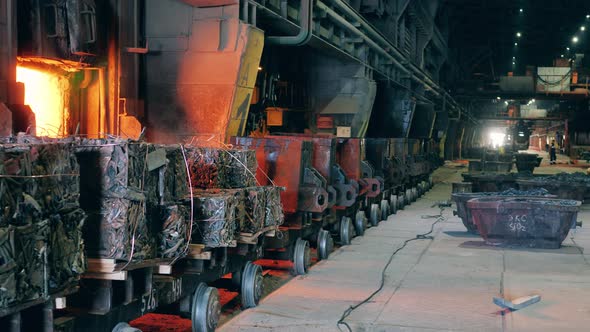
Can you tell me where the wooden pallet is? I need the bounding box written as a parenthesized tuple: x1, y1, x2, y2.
(0, 285, 78, 319)
(237, 225, 278, 244)
(84, 258, 174, 280)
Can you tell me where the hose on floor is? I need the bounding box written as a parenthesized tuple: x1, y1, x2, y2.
(336, 203, 448, 332)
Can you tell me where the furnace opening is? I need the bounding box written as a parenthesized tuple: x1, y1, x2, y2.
(16, 63, 71, 137)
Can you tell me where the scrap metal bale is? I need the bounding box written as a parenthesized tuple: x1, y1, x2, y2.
(179, 147, 257, 191)
(243, 187, 265, 234)
(83, 189, 154, 261)
(157, 204, 189, 259)
(13, 220, 49, 303)
(264, 186, 284, 227)
(0, 142, 79, 226)
(48, 205, 86, 292)
(0, 227, 17, 308)
(184, 191, 239, 247)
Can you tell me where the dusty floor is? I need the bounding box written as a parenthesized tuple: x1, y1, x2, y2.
(217, 162, 590, 332)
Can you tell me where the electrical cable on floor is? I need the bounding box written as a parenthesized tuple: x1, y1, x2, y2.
(336, 203, 449, 332)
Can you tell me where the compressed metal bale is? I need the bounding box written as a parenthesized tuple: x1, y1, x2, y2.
(175, 147, 257, 191)
(183, 191, 238, 247)
(0, 227, 17, 308)
(48, 205, 86, 292)
(243, 187, 266, 234)
(157, 204, 189, 259)
(76, 139, 157, 261)
(0, 142, 79, 226)
(83, 189, 154, 261)
(13, 220, 49, 303)
(264, 186, 284, 227)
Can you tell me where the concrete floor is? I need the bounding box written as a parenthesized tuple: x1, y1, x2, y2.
(219, 163, 590, 332)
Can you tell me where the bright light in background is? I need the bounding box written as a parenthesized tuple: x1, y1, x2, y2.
(489, 132, 506, 148)
(16, 66, 66, 137)
(561, 54, 565, 57)
(573, 36, 579, 43)
(496, 96, 501, 100)
(519, 8, 523, 13)
(587, 14, 590, 19)
(516, 32, 522, 37)
(582, 26, 586, 31)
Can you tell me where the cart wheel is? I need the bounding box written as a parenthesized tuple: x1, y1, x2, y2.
(398, 193, 406, 210)
(191, 283, 220, 332)
(112, 323, 141, 332)
(317, 229, 333, 260)
(241, 262, 263, 309)
(293, 238, 311, 275)
(390, 195, 398, 215)
(380, 200, 390, 220)
(411, 187, 418, 202)
(354, 211, 367, 236)
(405, 189, 412, 205)
(369, 203, 380, 227)
(340, 216, 354, 245)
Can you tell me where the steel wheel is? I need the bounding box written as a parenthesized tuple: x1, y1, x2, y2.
(390, 195, 398, 215)
(369, 203, 380, 227)
(411, 187, 418, 202)
(380, 200, 390, 220)
(354, 211, 367, 236)
(293, 238, 311, 275)
(317, 229, 333, 260)
(191, 283, 220, 332)
(241, 262, 263, 309)
(405, 189, 412, 205)
(112, 323, 141, 332)
(398, 193, 406, 210)
(340, 216, 354, 245)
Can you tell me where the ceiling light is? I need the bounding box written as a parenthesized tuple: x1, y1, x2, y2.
(573, 36, 579, 43)
(504, 101, 509, 105)
(567, 47, 570, 50)
(587, 14, 590, 19)
(561, 54, 564, 58)
(497, 96, 501, 100)
(582, 26, 586, 31)
(512, 56, 516, 60)
(514, 42, 518, 46)
(516, 32, 522, 37)
(512, 61, 516, 65)
(520, 8, 523, 13)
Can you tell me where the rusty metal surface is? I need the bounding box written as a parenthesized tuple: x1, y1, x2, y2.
(389, 138, 408, 162)
(231, 136, 328, 214)
(467, 197, 581, 248)
(335, 138, 364, 180)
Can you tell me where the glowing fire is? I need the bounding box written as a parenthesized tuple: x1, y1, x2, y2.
(16, 65, 67, 137)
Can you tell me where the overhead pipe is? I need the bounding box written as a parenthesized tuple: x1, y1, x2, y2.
(267, 0, 313, 46)
(322, 0, 453, 100)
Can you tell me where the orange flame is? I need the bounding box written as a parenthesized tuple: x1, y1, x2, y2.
(16, 65, 67, 137)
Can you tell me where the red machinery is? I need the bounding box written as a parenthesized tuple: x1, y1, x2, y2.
(231, 136, 332, 274)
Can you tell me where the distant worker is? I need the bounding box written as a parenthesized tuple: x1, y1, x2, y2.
(550, 141, 557, 164)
